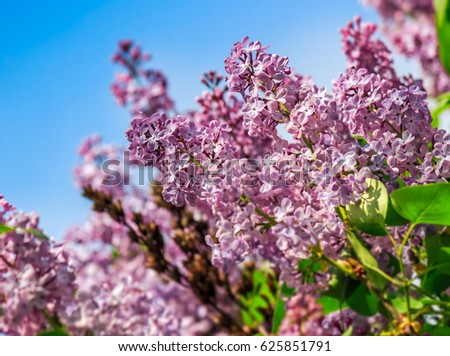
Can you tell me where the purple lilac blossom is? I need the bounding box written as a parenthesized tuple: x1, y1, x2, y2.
(0, 196, 76, 335)
(127, 19, 450, 295)
(111, 40, 174, 116)
(363, 0, 450, 96)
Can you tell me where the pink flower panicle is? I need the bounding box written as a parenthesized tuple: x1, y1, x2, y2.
(363, 0, 450, 96)
(0, 196, 76, 335)
(224, 37, 302, 138)
(340, 16, 396, 80)
(111, 40, 174, 115)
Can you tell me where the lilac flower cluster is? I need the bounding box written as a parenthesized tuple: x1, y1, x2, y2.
(279, 292, 384, 336)
(73, 135, 173, 234)
(0, 196, 76, 335)
(340, 17, 396, 80)
(63, 260, 210, 335)
(224, 37, 302, 138)
(63, 216, 210, 335)
(127, 113, 238, 207)
(363, 0, 450, 96)
(74, 134, 124, 196)
(194, 71, 272, 158)
(127, 18, 450, 295)
(111, 40, 174, 116)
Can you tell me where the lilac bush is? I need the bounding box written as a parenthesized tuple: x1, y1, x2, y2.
(2, 8, 450, 336)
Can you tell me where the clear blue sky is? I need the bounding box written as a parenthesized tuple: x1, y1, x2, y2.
(0, 0, 380, 238)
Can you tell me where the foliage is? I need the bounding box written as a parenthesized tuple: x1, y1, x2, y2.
(435, 0, 450, 76)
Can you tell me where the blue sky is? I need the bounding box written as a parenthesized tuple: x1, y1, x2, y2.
(0, 0, 381, 238)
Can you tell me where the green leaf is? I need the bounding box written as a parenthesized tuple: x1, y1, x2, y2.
(318, 295, 344, 315)
(38, 325, 69, 336)
(281, 283, 295, 297)
(425, 234, 450, 264)
(111, 247, 121, 262)
(0, 225, 49, 240)
(385, 198, 408, 226)
(429, 325, 450, 336)
(433, 247, 450, 275)
(387, 253, 401, 276)
(240, 293, 267, 325)
(241, 309, 254, 326)
(0, 225, 14, 234)
(342, 326, 353, 336)
(396, 177, 406, 188)
(391, 296, 423, 314)
(271, 300, 285, 334)
(422, 246, 450, 294)
(422, 269, 450, 294)
(319, 276, 380, 317)
(253, 270, 276, 304)
(335, 206, 347, 222)
(298, 259, 312, 272)
(26, 228, 49, 241)
(431, 92, 450, 127)
(301, 133, 314, 153)
(298, 258, 324, 284)
(422, 322, 450, 335)
(434, 0, 450, 76)
(318, 272, 358, 314)
(390, 183, 450, 226)
(346, 284, 379, 316)
(345, 178, 388, 236)
(271, 283, 295, 335)
(241, 267, 277, 328)
(346, 231, 388, 290)
(376, 300, 392, 319)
